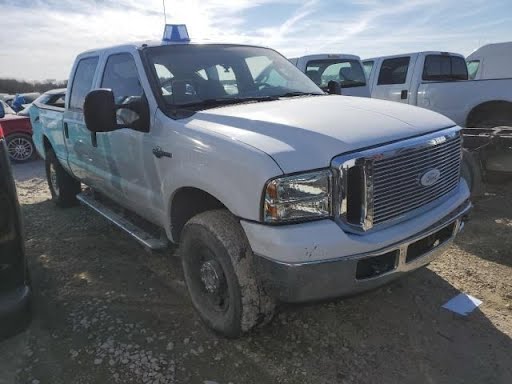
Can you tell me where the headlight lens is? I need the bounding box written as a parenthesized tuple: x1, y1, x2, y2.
(263, 169, 333, 223)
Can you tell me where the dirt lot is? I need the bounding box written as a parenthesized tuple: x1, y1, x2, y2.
(0, 160, 511, 384)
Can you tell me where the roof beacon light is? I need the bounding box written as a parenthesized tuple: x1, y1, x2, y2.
(162, 24, 190, 43)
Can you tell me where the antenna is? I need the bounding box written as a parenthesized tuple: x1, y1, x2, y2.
(162, 0, 167, 25)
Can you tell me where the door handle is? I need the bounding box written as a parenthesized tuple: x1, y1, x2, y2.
(401, 90, 408, 100)
(152, 147, 172, 159)
(64, 122, 69, 138)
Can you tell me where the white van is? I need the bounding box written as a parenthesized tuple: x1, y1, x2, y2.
(467, 42, 512, 80)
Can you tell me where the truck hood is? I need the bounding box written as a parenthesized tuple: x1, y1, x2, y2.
(187, 95, 455, 173)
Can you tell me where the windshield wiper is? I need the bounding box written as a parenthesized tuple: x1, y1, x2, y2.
(277, 92, 324, 98)
(177, 96, 279, 110)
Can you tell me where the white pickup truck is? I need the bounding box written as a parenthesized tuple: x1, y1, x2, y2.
(31, 29, 470, 337)
(363, 51, 512, 128)
(290, 54, 370, 97)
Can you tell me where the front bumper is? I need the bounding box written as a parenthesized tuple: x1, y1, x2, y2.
(0, 285, 31, 340)
(253, 200, 471, 303)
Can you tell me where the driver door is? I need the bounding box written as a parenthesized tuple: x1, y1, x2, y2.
(92, 52, 159, 220)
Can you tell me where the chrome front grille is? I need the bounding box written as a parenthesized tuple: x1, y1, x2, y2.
(372, 135, 462, 225)
(333, 127, 462, 233)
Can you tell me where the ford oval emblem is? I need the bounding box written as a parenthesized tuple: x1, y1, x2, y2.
(420, 169, 441, 187)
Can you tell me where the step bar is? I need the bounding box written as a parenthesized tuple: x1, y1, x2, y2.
(76, 191, 168, 250)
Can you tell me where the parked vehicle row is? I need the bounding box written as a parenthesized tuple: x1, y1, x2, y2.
(0, 89, 66, 163)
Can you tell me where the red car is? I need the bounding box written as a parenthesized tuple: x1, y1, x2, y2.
(0, 100, 34, 162)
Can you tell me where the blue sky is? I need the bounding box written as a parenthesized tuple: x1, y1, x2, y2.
(1, 0, 511, 80)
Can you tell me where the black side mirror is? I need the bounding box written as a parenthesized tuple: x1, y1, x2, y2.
(84, 89, 117, 133)
(0, 102, 5, 119)
(327, 80, 342, 95)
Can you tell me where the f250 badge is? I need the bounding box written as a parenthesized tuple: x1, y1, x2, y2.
(420, 169, 441, 187)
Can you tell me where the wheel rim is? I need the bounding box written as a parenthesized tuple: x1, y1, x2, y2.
(49, 163, 60, 197)
(7, 136, 33, 161)
(194, 247, 230, 313)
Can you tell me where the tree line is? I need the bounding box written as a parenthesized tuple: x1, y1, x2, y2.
(0, 78, 67, 95)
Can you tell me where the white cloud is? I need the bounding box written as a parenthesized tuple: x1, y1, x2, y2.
(0, 0, 510, 80)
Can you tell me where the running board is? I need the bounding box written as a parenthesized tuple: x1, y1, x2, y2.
(76, 191, 168, 250)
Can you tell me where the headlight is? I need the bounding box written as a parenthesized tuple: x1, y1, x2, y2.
(263, 169, 333, 223)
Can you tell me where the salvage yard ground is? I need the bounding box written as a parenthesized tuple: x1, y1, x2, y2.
(1, 160, 511, 384)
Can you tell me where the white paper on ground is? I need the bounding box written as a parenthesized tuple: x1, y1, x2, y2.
(442, 293, 483, 316)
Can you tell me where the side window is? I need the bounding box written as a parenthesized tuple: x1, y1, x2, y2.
(101, 53, 147, 129)
(69, 57, 99, 110)
(377, 57, 410, 85)
(363, 61, 374, 79)
(467, 60, 480, 80)
(422, 55, 468, 81)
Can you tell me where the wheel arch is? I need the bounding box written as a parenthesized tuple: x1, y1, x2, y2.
(466, 100, 512, 127)
(169, 186, 230, 243)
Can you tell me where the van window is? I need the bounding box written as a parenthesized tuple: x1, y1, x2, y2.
(69, 57, 99, 110)
(377, 57, 410, 85)
(422, 55, 468, 81)
(305, 59, 366, 88)
(467, 60, 480, 80)
(363, 61, 374, 79)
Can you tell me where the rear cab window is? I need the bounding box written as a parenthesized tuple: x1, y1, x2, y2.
(305, 59, 366, 89)
(377, 57, 410, 85)
(422, 55, 468, 81)
(69, 57, 99, 110)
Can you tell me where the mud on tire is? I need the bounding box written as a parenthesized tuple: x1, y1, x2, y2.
(45, 149, 81, 207)
(180, 210, 275, 338)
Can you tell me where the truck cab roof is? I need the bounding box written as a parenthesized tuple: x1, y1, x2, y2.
(77, 40, 269, 58)
(364, 51, 465, 62)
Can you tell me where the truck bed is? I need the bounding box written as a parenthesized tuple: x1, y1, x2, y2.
(416, 78, 512, 127)
(31, 102, 65, 160)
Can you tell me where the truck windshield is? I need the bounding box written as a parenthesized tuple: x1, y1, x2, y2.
(144, 44, 324, 111)
(305, 59, 367, 89)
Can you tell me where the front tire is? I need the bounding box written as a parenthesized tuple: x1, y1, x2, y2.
(180, 210, 275, 338)
(461, 149, 483, 198)
(6, 133, 35, 163)
(45, 149, 81, 207)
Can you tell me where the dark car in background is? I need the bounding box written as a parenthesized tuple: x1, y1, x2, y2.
(0, 102, 32, 340)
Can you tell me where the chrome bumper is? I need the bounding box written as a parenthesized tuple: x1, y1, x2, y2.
(255, 200, 472, 303)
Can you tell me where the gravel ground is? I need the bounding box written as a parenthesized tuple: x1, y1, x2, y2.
(0, 160, 511, 384)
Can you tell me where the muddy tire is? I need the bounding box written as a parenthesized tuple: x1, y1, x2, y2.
(461, 149, 484, 199)
(45, 149, 81, 207)
(180, 210, 275, 338)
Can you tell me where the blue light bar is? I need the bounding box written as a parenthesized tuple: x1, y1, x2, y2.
(162, 24, 190, 43)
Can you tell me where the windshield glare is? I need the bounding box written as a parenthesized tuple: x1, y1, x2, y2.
(145, 45, 324, 109)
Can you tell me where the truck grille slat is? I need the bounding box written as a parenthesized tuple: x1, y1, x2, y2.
(373, 174, 460, 219)
(374, 139, 460, 169)
(373, 155, 460, 185)
(374, 150, 461, 179)
(374, 163, 460, 195)
(374, 169, 461, 205)
(334, 128, 462, 232)
(371, 135, 461, 225)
